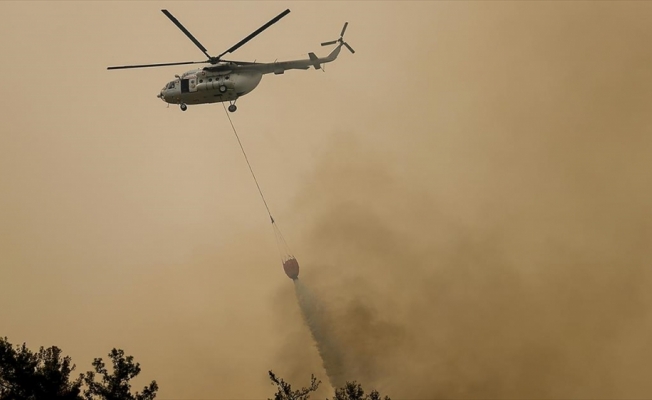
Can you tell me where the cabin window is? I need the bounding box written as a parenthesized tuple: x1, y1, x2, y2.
(208, 78, 212, 82)
(225, 75, 229, 80)
(199, 79, 203, 83)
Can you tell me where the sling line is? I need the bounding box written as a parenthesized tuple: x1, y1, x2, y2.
(221, 103, 294, 261)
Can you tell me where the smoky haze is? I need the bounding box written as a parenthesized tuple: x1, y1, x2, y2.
(1, 1, 652, 399)
(270, 2, 652, 399)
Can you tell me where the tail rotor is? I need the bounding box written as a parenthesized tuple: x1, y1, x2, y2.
(321, 22, 355, 54)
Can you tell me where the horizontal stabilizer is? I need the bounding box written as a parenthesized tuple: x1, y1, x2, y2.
(308, 52, 321, 70)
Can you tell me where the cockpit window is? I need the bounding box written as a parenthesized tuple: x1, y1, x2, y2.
(167, 81, 176, 89)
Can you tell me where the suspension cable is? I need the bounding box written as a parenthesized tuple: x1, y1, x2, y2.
(221, 103, 294, 262)
(222, 102, 274, 223)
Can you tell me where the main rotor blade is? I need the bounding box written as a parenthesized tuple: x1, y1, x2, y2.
(216, 9, 290, 59)
(321, 40, 338, 46)
(343, 42, 355, 54)
(161, 9, 212, 59)
(340, 22, 348, 37)
(107, 60, 205, 70)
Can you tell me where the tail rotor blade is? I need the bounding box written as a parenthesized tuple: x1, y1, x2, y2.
(343, 42, 355, 54)
(340, 22, 348, 37)
(321, 40, 338, 46)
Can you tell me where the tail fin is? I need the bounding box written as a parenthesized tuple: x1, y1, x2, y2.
(325, 45, 343, 62)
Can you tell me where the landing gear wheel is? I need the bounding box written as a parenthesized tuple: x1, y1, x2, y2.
(180, 103, 187, 111)
(228, 104, 237, 113)
(219, 85, 227, 93)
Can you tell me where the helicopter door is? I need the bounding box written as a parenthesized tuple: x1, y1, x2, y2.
(188, 77, 197, 92)
(180, 77, 198, 93)
(180, 79, 190, 93)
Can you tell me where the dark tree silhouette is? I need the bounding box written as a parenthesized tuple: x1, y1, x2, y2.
(82, 349, 158, 400)
(3, 337, 389, 400)
(0, 336, 83, 400)
(333, 382, 391, 400)
(268, 371, 321, 400)
(267, 371, 391, 400)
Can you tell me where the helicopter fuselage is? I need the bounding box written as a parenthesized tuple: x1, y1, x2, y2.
(158, 68, 262, 106)
(110, 9, 353, 112)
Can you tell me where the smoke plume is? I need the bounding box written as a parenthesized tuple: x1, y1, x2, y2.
(271, 3, 652, 398)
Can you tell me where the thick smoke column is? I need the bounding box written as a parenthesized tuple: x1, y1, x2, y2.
(293, 279, 345, 390)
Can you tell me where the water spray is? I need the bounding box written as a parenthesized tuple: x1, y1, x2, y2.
(293, 278, 346, 390)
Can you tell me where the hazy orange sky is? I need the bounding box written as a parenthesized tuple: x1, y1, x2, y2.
(2, 1, 652, 399)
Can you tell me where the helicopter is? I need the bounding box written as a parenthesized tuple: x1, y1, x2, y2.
(107, 9, 354, 112)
